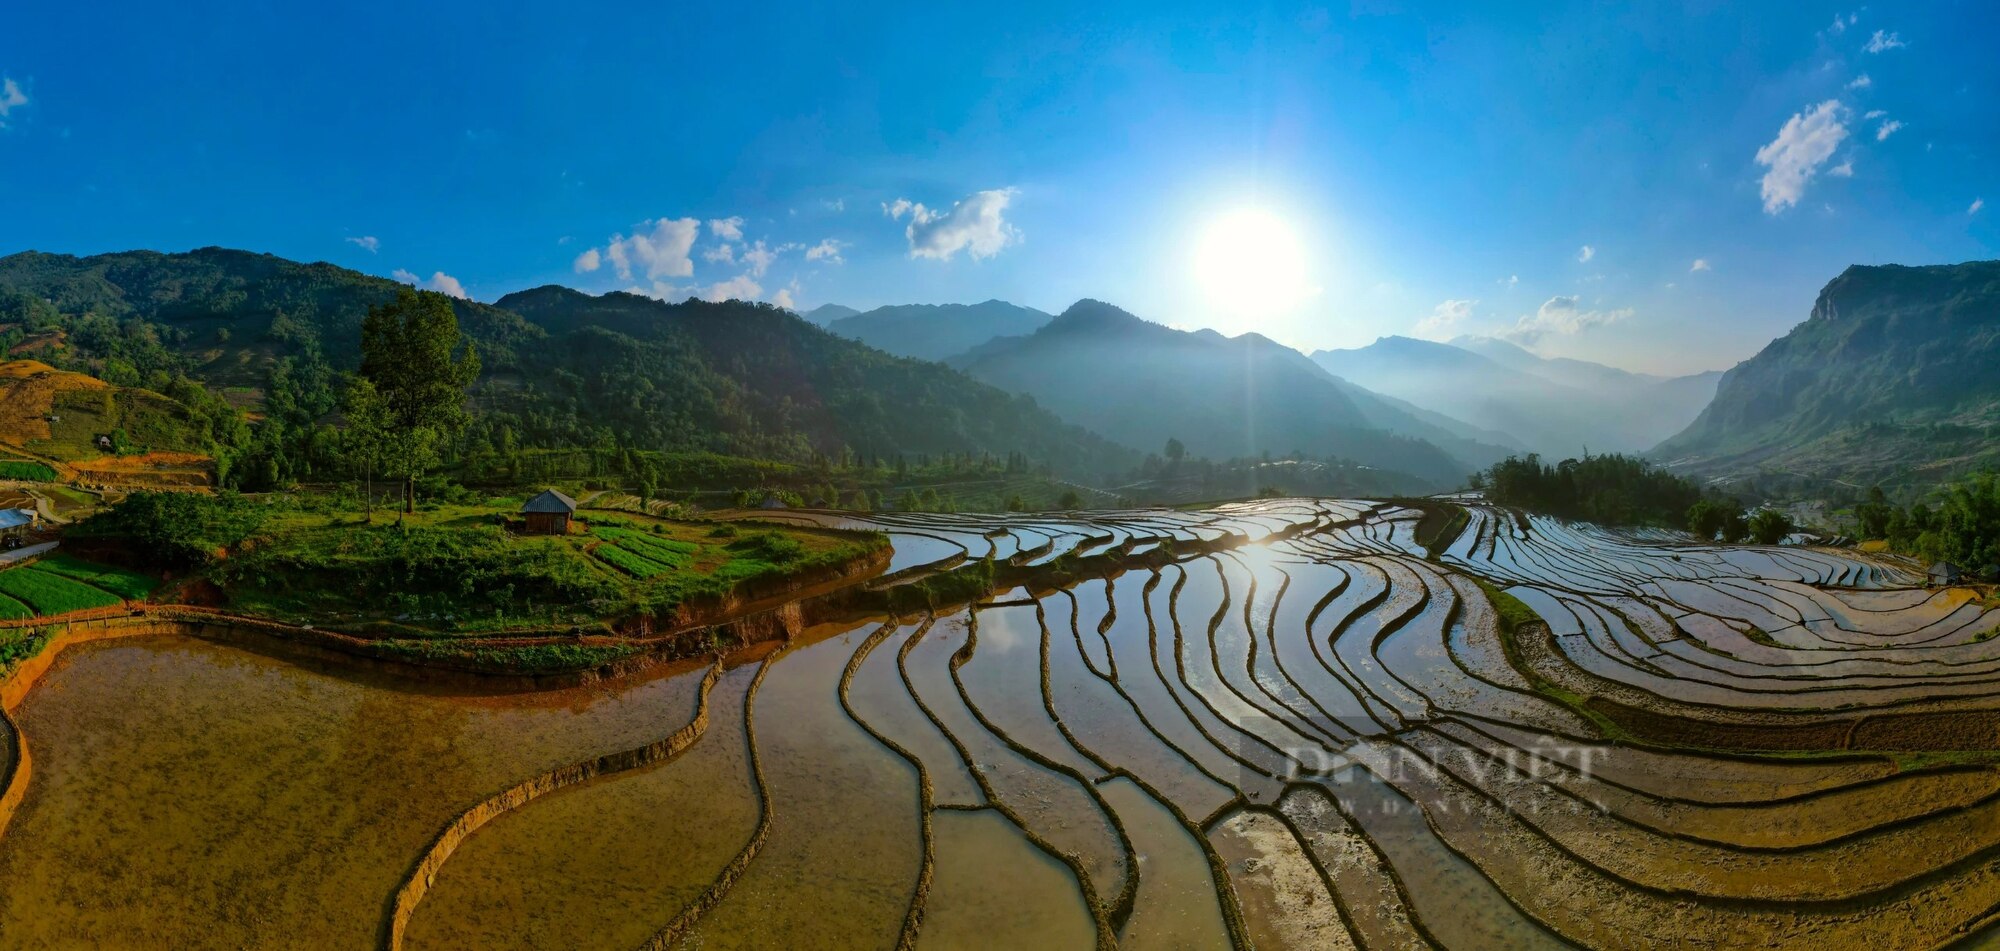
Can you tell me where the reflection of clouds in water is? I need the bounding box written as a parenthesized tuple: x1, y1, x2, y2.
(975, 604, 1039, 655)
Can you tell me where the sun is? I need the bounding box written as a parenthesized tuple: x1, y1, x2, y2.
(1191, 207, 1312, 323)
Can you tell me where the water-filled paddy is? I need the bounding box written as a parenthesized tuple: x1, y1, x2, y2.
(4, 498, 1997, 949)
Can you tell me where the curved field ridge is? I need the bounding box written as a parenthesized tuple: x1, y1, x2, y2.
(7, 498, 2000, 949)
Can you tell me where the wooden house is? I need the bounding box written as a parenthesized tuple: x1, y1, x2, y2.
(521, 489, 577, 535)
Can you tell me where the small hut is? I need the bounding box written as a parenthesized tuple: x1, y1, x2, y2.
(1928, 561, 1963, 586)
(0, 508, 38, 547)
(520, 489, 577, 535)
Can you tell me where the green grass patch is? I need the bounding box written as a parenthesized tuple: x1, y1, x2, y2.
(201, 501, 887, 633)
(0, 566, 125, 614)
(0, 591, 33, 620)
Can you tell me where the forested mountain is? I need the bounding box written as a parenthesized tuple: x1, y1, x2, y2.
(951, 299, 1473, 489)
(1655, 260, 2000, 492)
(0, 249, 1136, 485)
(0, 248, 540, 388)
(491, 286, 1136, 474)
(1310, 335, 1719, 457)
(827, 299, 1051, 362)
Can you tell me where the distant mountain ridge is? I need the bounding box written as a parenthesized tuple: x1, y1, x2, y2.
(951, 299, 1479, 489)
(1311, 335, 1719, 458)
(1655, 259, 2000, 491)
(827, 299, 1051, 362)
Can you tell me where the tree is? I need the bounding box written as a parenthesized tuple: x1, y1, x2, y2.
(1057, 489, 1082, 510)
(1686, 498, 1743, 542)
(1748, 508, 1794, 545)
(1855, 485, 1894, 539)
(357, 289, 481, 514)
(1164, 437, 1186, 468)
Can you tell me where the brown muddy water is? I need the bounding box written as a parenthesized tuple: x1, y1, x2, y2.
(3, 500, 1999, 949)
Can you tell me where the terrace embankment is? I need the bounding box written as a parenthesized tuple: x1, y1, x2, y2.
(13, 498, 2000, 949)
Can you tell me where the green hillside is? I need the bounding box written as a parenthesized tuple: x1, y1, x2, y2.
(1655, 260, 2000, 493)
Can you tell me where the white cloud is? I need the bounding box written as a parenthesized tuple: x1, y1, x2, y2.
(589, 217, 700, 281)
(572, 247, 601, 273)
(1499, 274, 1519, 289)
(1576, 245, 1595, 263)
(1690, 258, 1711, 272)
(771, 279, 802, 310)
(1755, 100, 1848, 214)
(739, 240, 779, 277)
(804, 238, 846, 263)
(1828, 11, 1859, 34)
(626, 281, 684, 301)
(0, 78, 26, 126)
(702, 243, 736, 264)
(1415, 299, 1476, 338)
(822, 199, 846, 213)
(1847, 73, 1872, 89)
(1876, 119, 1903, 141)
(1863, 30, 1905, 53)
(1829, 159, 1854, 177)
(392, 269, 469, 299)
(706, 216, 745, 242)
(1864, 109, 1886, 119)
(345, 235, 380, 253)
(702, 273, 762, 302)
(1973, 198, 1986, 216)
(886, 188, 1021, 261)
(1502, 295, 1632, 345)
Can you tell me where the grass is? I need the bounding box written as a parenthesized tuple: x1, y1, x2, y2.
(0, 592, 33, 620)
(0, 566, 126, 614)
(207, 501, 886, 634)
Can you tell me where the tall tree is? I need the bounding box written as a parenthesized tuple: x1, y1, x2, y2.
(357, 289, 481, 513)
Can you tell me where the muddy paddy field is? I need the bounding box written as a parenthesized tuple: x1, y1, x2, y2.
(4, 498, 1999, 949)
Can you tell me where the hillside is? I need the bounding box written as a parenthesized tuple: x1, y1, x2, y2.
(0, 247, 543, 390)
(1312, 335, 1719, 457)
(1655, 259, 2000, 491)
(0, 360, 214, 486)
(827, 300, 1051, 362)
(491, 286, 1138, 477)
(951, 300, 1472, 489)
(0, 250, 1142, 483)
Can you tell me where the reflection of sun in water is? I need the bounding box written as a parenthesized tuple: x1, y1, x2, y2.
(1192, 207, 1313, 325)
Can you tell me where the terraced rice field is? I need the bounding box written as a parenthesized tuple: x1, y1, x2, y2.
(7, 498, 2000, 949)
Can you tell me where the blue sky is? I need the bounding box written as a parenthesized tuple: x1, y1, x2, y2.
(1, 2, 1994, 375)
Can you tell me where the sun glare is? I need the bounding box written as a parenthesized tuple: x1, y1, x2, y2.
(1192, 207, 1312, 323)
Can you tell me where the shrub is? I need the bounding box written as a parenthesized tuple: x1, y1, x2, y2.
(69, 490, 267, 568)
(0, 461, 58, 482)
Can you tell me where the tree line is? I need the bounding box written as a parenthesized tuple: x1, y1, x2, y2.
(1474, 453, 1794, 544)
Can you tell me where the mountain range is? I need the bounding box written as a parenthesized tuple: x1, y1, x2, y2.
(948, 300, 1487, 487)
(9, 245, 1991, 500)
(825, 300, 1051, 362)
(1309, 335, 1720, 458)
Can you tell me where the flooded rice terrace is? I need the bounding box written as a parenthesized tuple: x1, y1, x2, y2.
(6, 498, 2000, 949)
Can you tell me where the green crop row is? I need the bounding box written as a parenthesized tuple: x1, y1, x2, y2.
(0, 566, 126, 615)
(0, 461, 58, 482)
(592, 543, 674, 579)
(31, 554, 159, 600)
